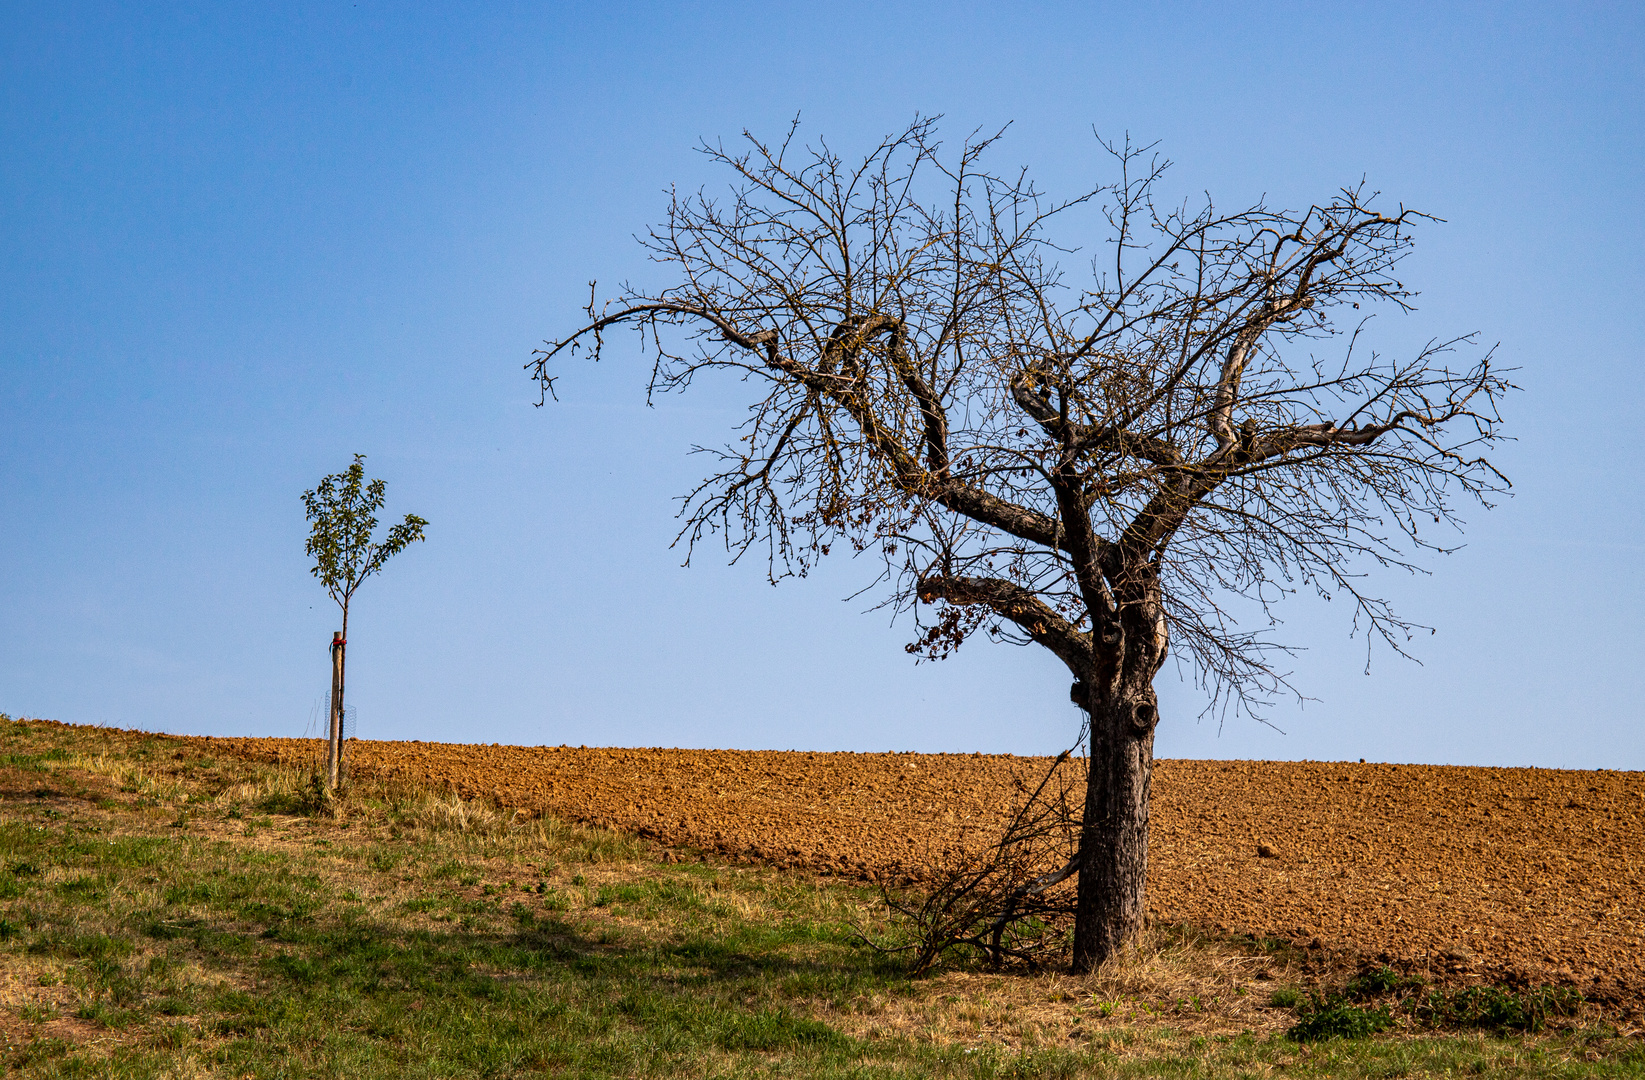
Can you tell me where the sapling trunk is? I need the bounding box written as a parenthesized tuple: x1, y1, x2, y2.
(328, 630, 345, 790)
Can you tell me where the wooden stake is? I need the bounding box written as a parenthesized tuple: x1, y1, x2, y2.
(327, 631, 344, 791)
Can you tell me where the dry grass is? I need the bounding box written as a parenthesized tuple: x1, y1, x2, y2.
(63, 730, 647, 868)
(61, 751, 192, 806)
(822, 921, 1309, 1051)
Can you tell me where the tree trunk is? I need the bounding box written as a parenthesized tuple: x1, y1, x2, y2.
(1070, 686, 1157, 974)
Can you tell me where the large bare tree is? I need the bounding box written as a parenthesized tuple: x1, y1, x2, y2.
(532, 119, 1509, 972)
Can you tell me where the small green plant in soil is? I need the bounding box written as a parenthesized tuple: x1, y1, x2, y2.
(1283, 965, 1587, 1043)
(1269, 986, 1303, 1008)
(1288, 990, 1397, 1041)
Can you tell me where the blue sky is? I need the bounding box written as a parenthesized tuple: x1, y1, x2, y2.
(2, 2, 1640, 767)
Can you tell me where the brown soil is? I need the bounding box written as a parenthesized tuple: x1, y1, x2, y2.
(196, 736, 1645, 1002)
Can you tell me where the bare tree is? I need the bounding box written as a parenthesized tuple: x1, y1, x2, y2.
(532, 119, 1510, 972)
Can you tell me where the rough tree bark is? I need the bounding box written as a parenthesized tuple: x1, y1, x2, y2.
(1075, 688, 1156, 972)
(533, 120, 1509, 972)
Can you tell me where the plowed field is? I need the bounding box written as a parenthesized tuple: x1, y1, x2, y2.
(198, 737, 1645, 1002)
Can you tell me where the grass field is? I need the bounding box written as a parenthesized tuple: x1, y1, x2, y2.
(0, 717, 1640, 1078)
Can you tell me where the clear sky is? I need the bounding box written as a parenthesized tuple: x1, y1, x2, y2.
(2, 2, 1640, 768)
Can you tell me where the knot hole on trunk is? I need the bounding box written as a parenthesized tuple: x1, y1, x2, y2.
(1132, 701, 1157, 733)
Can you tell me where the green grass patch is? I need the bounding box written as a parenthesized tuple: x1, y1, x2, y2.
(1282, 966, 1590, 1043)
(1288, 990, 1396, 1041)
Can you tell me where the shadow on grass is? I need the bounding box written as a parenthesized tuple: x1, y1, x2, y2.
(0, 803, 911, 1078)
